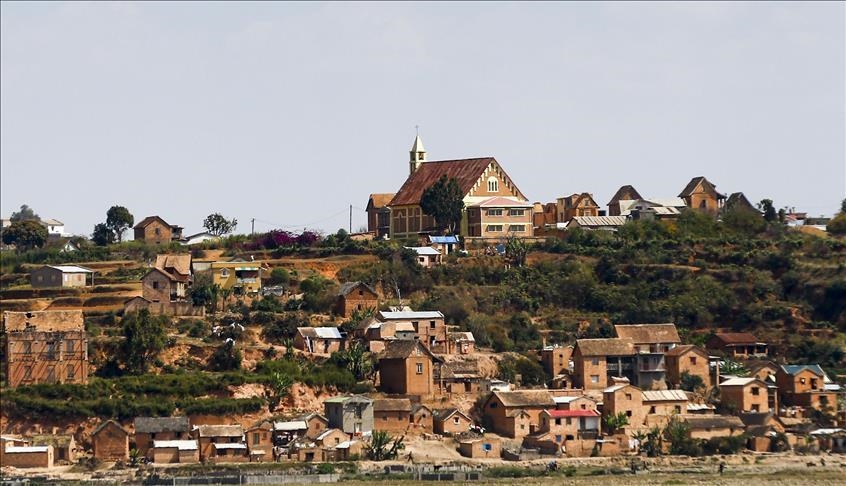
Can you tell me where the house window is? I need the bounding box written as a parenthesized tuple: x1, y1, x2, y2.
(508, 225, 526, 232)
(689, 357, 697, 365)
(751, 387, 760, 396)
(487, 178, 499, 192)
(416, 363, 424, 374)
(508, 209, 524, 217)
(649, 406, 656, 414)
(590, 375, 599, 384)
(591, 358, 599, 366)
(486, 209, 503, 217)
(487, 225, 503, 232)
(625, 393, 632, 400)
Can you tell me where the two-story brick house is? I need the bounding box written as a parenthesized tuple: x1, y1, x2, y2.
(3, 310, 89, 388)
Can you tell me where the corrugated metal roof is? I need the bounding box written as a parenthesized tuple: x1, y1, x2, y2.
(378, 311, 444, 320)
(642, 390, 689, 402)
(48, 265, 94, 273)
(153, 440, 198, 450)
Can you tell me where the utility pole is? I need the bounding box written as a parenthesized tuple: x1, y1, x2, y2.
(251, 218, 255, 235)
(349, 205, 352, 234)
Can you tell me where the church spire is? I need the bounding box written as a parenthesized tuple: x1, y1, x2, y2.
(409, 132, 426, 175)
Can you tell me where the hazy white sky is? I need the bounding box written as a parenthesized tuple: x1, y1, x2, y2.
(2, 2, 844, 236)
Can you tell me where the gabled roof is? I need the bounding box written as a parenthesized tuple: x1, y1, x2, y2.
(665, 345, 708, 358)
(155, 254, 192, 277)
(607, 185, 643, 206)
(711, 332, 759, 345)
(135, 416, 190, 434)
(389, 157, 526, 206)
(380, 340, 440, 361)
(614, 324, 680, 344)
(193, 425, 244, 438)
(678, 176, 725, 198)
(682, 415, 745, 430)
(134, 215, 171, 230)
(297, 326, 342, 340)
(92, 420, 128, 437)
(491, 390, 555, 408)
(575, 338, 635, 357)
(367, 193, 396, 210)
(338, 281, 377, 297)
(373, 398, 413, 412)
(544, 409, 600, 418)
(781, 364, 826, 378)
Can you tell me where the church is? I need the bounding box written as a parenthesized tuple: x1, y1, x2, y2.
(372, 136, 533, 241)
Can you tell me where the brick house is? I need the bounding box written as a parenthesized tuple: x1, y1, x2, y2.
(614, 323, 680, 390)
(148, 440, 199, 464)
(557, 193, 600, 222)
(665, 345, 711, 390)
(682, 415, 745, 440)
(432, 408, 473, 436)
(376, 310, 448, 353)
(541, 344, 572, 377)
(776, 365, 839, 414)
(294, 327, 343, 355)
(192, 425, 247, 463)
(335, 281, 379, 318)
(719, 377, 776, 413)
(706, 332, 768, 359)
(607, 185, 643, 216)
(458, 435, 501, 459)
(678, 176, 726, 213)
(91, 420, 129, 462)
(466, 196, 534, 238)
(388, 136, 532, 240)
(324, 395, 374, 436)
(482, 390, 556, 439)
(373, 398, 413, 434)
(30, 265, 94, 288)
(377, 340, 440, 396)
(245, 422, 273, 462)
(366, 193, 394, 238)
(133, 216, 184, 244)
(134, 416, 191, 456)
(3, 310, 89, 388)
(572, 338, 635, 390)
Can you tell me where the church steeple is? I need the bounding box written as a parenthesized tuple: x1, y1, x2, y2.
(409, 134, 426, 175)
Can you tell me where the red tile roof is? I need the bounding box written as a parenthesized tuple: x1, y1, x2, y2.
(544, 409, 600, 418)
(390, 158, 513, 206)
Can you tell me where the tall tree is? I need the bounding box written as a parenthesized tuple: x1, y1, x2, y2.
(121, 309, 168, 374)
(10, 204, 40, 222)
(106, 206, 134, 242)
(203, 213, 238, 236)
(2, 220, 48, 250)
(420, 175, 465, 234)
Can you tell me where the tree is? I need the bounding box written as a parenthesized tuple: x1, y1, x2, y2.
(203, 213, 238, 236)
(121, 310, 168, 374)
(2, 220, 48, 250)
(92, 223, 114, 246)
(10, 204, 40, 222)
(106, 206, 134, 243)
(757, 199, 777, 223)
(420, 175, 464, 234)
(264, 371, 293, 412)
(366, 430, 405, 461)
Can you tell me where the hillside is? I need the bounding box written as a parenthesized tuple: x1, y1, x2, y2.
(1, 216, 845, 439)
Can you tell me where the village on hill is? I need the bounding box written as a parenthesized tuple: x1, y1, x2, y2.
(1, 137, 845, 482)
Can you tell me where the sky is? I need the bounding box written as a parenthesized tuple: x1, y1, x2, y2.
(1, 2, 844, 237)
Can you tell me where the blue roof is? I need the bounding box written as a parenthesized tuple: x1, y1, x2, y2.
(781, 364, 825, 377)
(430, 236, 459, 244)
